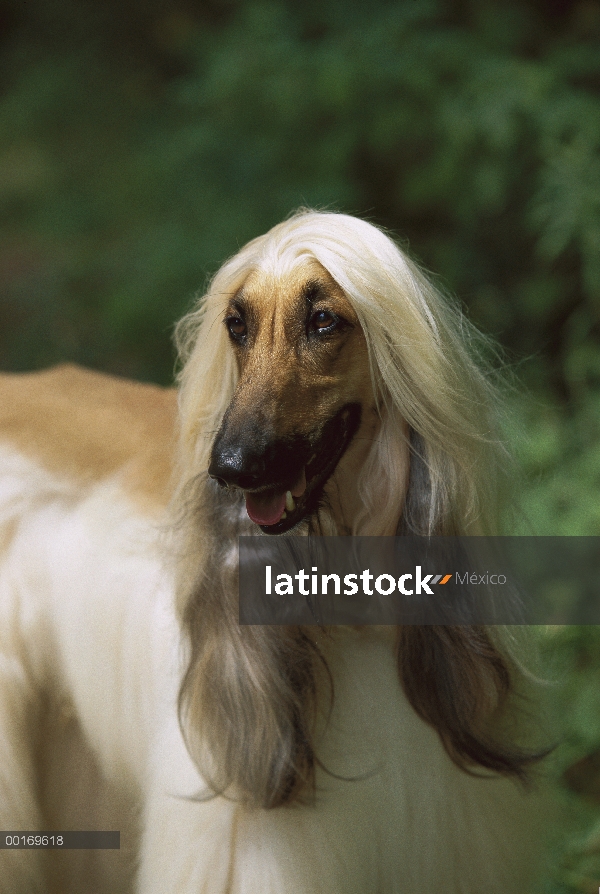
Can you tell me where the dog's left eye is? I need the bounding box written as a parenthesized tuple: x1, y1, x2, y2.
(226, 316, 247, 340)
(310, 310, 338, 334)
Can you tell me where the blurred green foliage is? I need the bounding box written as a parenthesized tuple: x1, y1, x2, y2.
(1, 2, 600, 889)
(540, 627, 600, 894)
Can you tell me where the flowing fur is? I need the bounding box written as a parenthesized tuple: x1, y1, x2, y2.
(0, 212, 548, 894)
(174, 211, 542, 809)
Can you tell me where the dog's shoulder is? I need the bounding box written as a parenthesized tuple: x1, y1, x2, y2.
(0, 364, 178, 511)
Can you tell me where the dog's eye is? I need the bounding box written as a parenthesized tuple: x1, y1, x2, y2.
(310, 310, 338, 334)
(226, 316, 247, 340)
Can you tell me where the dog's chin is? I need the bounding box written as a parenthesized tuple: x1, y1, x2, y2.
(250, 402, 362, 536)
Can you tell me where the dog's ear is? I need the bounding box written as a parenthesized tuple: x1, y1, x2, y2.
(179, 594, 327, 809)
(396, 625, 549, 782)
(396, 429, 433, 536)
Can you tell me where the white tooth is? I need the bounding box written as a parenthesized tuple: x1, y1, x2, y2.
(281, 511, 287, 519)
(285, 491, 295, 512)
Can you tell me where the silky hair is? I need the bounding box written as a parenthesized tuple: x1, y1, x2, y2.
(172, 210, 542, 809)
(175, 210, 507, 538)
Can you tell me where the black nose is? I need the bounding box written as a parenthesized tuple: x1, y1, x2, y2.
(208, 446, 267, 490)
(208, 427, 310, 491)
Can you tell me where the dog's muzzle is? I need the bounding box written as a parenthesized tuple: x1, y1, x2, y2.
(208, 404, 362, 533)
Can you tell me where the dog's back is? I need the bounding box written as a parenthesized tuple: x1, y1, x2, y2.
(0, 366, 549, 894)
(0, 364, 177, 508)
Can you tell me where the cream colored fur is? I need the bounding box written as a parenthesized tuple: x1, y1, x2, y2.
(0, 444, 545, 893)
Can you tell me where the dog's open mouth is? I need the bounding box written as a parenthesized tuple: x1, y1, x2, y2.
(244, 403, 361, 535)
(244, 467, 307, 527)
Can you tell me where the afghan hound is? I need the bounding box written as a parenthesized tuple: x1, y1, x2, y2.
(0, 211, 547, 893)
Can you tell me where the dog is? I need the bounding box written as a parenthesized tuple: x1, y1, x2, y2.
(0, 211, 547, 893)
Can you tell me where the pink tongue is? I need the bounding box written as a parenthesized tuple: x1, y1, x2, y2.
(245, 490, 286, 526)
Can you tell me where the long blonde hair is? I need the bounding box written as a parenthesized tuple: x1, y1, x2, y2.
(173, 211, 539, 809)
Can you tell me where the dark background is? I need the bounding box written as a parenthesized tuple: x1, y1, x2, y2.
(1, 2, 600, 887)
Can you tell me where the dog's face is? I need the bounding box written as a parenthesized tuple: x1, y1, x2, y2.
(208, 260, 379, 533)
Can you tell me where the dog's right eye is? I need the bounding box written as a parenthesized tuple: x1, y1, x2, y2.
(225, 316, 247, 340)
(309, 310, 339, 335)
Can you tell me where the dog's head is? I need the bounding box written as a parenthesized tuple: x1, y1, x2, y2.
(207, 260, 378, 533)
(177, 210, 505, 540)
